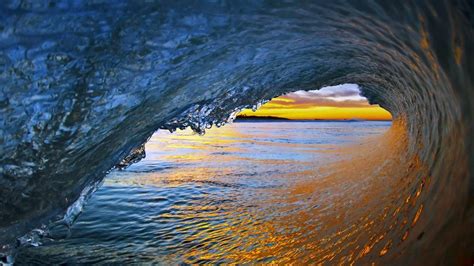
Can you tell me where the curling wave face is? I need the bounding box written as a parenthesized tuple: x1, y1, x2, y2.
(0, 0, 473, 263)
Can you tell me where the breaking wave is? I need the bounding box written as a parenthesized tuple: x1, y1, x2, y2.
(0, 0, 473, 263)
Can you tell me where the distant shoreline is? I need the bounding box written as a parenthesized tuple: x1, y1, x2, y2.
(235, 115, 290, 121)
(234, 115, 391, 122)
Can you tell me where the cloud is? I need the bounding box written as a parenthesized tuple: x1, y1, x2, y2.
(265, 84, 370, 109)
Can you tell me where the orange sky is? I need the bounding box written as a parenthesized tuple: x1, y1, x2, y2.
(238, 84, 392, 121)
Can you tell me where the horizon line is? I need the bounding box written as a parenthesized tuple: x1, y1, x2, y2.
(235, 115, 392, 121)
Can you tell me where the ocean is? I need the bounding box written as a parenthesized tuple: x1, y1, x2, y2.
(3, 2, 471, 263)
(18, 121, 392, 263)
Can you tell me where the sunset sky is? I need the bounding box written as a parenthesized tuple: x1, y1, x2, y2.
(238, 84, 392, 120)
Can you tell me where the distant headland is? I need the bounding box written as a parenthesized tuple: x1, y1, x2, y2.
(234, 115, 290, 121)
(234, 115, 390, 122)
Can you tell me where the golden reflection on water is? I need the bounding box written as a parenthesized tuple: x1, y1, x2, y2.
(228, 120, 428, 264)
(108, 120, 428, 264)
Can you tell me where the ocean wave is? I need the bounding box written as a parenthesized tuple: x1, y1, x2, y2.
(0, 0, 472, 263)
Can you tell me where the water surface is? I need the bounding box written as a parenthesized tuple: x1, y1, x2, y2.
(18, 121, 392, 263)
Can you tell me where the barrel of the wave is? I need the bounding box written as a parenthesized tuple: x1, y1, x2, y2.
(0, 0, 472, 263)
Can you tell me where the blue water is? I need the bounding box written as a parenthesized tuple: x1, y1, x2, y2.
(17, 121, 391, 264)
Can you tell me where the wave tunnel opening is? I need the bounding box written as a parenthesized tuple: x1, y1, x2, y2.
(1, 1, 473, 264)
(237, 84, 392, 121)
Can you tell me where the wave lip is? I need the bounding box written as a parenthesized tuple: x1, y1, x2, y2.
(1, 0, 473, 263)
